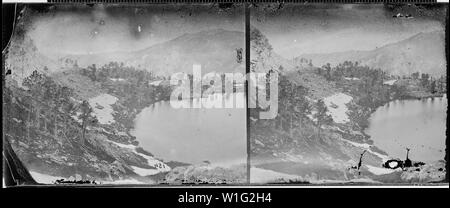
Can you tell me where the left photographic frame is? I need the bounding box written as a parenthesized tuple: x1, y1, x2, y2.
(3, 3, 247, 186)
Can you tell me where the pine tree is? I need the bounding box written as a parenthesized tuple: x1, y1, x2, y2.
(313, 99, 332, 138)
(78, 100, 97, 145)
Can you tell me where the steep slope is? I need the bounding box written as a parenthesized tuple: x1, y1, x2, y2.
(4, 34, 61, 87)
(250, 27, 294, 73)
(299, 31, 446, 76)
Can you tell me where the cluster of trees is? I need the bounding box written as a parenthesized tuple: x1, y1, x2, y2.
(252, 74, 333, 139)
(79, 62, 172, 110)
(316, 61, 392, 108)
(76, 62, 173, 130)
(276, 75, 311, 136)
(316, 61, 446, 97)
(317, 61, 389, 83)
(23, 70, 76, 113)
(8, 70, 97, 146)
(313, 99, 333, 138)
(11, 62, 175, 147)
(411, 72, 446, 94)
(312, 60, 448, 129)
(293, 57, 313, 67)
(79, 62, 164, 84)
(315, 61, 421, 109)
(250, 27, 273, 55)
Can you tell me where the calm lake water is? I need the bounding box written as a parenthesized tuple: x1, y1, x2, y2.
(133, 92, 246, 166)
(366, 95, 447, 162)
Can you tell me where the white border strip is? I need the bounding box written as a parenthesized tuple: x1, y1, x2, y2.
(3, 0, 47, 3)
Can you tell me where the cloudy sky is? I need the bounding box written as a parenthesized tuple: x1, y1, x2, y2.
(251, 4, 446, 58)
(23, 4, 244, 57)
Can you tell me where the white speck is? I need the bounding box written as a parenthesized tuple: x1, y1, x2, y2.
(254, 139, 265, 147)
(149, 80, 163, 86)
(109, 78, 125, 82)
(344, 77, 360, 81)
(137, 25, 141, 33)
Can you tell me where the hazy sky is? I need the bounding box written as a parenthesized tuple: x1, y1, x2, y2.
(23, 4, 244, 57)
(18, 4, 446, 59)
(251, 4, 446, 58)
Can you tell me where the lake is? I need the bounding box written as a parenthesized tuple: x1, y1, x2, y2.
(366, 95, 447, 163)
(132, 92, 247, 166)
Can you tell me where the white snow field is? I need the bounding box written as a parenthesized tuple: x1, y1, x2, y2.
(323, 93, 353, 123)
(29, 171, 66, 184)
(130, 166, 160, 176)
(88, 93, 118, 125)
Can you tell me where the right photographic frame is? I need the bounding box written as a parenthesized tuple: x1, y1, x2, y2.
(249, 3, 447, 185)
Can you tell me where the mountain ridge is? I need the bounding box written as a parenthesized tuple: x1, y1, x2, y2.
(59, 29, 245, 76)
(297, 30, 446, 76)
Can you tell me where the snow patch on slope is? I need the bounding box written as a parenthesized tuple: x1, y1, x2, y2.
(30, 171, 65, 184)
(131, 166, 160, 176)
(383, 80, 397, 85)
(108, 140, 171, 175)
(102, 179, 145, 184)
(250, 167, 303, 184)
(366, 165, 398, 175)
(88, 94, 118, 124)
(310, 178, 381, 184)
(323, 93, 353, 123)
(344, 77, 360, 81)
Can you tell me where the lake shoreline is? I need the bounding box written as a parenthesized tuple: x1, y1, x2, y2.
(361, 92, 446, 162)
(133, 92, 247, 166)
